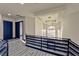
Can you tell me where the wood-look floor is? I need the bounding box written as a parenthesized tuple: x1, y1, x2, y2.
(8, 39, 54, 56)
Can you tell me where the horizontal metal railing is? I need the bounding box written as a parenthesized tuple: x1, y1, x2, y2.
(0, 40, 8, 56)
(26, 35, 79, 56)
(69, 40, 79, 56)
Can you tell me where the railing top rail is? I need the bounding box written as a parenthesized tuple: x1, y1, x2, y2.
(69, 40, 79, 49)
(0, 40, 7, 45)
(26, 35, 70, 41)
(0, 40, 8, 56)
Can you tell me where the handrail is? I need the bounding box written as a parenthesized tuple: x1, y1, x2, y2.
(26, 35, 79, 56)
(69, 40, 79, 56)
(0, 40, 8, 56)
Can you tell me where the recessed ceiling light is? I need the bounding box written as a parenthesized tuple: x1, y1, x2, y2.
(8, 13, 11, 16)
(20, 2, 24, 5)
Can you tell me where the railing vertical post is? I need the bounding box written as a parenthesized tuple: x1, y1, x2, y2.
(47, 38, 48, 49)
(41, 37, 42, 49)
(67, 39, 70, 56)
(7, 40, 8, 56)
(26, 35, 27, 46)
(52, 39, 55, 51)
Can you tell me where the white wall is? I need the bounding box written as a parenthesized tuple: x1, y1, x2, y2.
(34, 4, 79, 45)
(24, 16, 35, 36)
(60, 4, 79, 44)
(35, 17, 43, 36)
(50, 4, 79, 44)
(0, 14, 3, 40)
(13, 21, 15, 38)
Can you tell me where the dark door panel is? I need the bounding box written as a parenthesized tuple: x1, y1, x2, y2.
(3, 21, 13, 40)
(15, 22, 20, 38)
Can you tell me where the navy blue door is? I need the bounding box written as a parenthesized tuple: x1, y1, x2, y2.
(3, 21, 13, 40)
(15, 22, 20, 38)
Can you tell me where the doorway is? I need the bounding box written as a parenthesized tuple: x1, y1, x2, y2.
(3, 21, 13, 40)
(15, 21, 23, 39)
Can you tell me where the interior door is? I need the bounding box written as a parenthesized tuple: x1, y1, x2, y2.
(3, 21, 13, 40)
(15, 22, 20, 38)
(15, 21, 23, 39)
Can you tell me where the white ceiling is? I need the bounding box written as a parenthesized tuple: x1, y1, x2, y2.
(0, 3, 66, 17)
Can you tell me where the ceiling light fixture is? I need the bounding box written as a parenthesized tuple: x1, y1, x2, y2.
(8, 13, 11, 16)
(20, 2, 24, 5)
